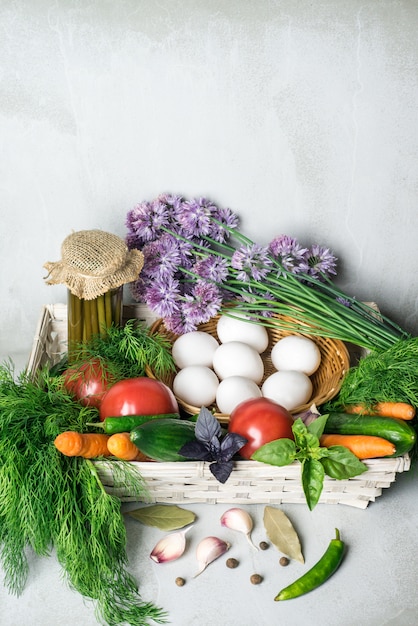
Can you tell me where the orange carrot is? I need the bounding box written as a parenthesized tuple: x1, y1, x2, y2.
(320, 433, 396, 459)
(343, 402, 416, 421)
(54, 431, 111, 458)
(107, 432, 145, 461)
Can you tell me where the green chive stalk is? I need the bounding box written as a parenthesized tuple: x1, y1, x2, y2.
(162, 224, 408, 353)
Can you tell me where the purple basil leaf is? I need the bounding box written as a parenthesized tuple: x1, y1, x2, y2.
(218, 432, 248, 462)
(179, 440, 212, 460)
(209, 460, 234, 484)
(209, 435, 221, 458)
(195, 406, 222, 444)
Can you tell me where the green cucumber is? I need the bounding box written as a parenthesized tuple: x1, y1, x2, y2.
(324, 412, 416, 457)
(130, 418, 196, 462)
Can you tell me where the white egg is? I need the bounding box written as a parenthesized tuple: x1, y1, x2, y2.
(173, 366, 219, 407)
(271, 335, 321, 375)
(216, 376, 262, 415)
(261, 370, 313, 411)
(172, 331, 219, 369)
(217, 311, 269, 353)
(212, 341, 264, 383)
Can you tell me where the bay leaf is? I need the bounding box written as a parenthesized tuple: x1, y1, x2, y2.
(128, 504, 196, 531)
(263, 506, 304, 564)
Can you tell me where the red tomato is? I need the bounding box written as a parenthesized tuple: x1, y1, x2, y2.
(99, 377, 179, 421)
(228, 397, 294, 459)
(63, 358, 114, 408)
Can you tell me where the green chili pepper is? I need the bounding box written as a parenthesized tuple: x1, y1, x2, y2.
(275, 528, 345, 601)
(90, 413, 181, 435)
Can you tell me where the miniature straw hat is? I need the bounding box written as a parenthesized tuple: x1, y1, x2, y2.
(44, 229, 144, 300)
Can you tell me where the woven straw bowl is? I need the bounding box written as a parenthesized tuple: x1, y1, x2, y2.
(146, 314, 350, 424)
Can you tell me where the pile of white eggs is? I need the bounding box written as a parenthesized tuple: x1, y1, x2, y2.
(171, 311, 322, 414)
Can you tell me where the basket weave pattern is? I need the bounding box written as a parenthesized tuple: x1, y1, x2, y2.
(27, 303, 411, 509)
(95, 456, 410, 509)
(146, 314, 351, 422)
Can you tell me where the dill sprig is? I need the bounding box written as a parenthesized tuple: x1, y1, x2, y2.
(67, 319, 175, 380)
(324, 336, 418, 409)
(0, 364, 167, 625)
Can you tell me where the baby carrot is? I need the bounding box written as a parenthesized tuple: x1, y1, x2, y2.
(320, 433, 396, 459)
(107, 432, 145, 461)
(54, 431, 111, 458)
(343, 402, 415, 421)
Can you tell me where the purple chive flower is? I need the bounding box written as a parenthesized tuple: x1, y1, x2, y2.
(210, 206, 240, 243)
(231, 244, 272, 282)
(176, 197, 218, 238)
(301, 245, 337, 279)
(336, 296, 353, 307)
(125, 199, 171, 245)
(141, 235, 181, 280)
(163, 312, 191, 335)
(171, 238, 194, 269)
(145, 275, 180, 318)
(157, 192, 184, 211)
(126, 193, 340, 335)
(193, 255, 229, 284)
(130, 277, 147, 302)
(268, 235, 308, 272)
(182, 281, 223, 325)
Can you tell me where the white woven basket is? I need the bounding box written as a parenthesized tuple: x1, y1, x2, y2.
(27, 303, 411, 510)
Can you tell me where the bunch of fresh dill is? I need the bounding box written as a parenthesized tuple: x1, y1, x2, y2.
(61, 319, 176, 380)
(0, 364, 167, 625)
(325, 336, 418, 409)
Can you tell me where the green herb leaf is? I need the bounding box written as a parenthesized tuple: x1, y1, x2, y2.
(291, 418, 308, 445)
(251, 415, 367, 510)
(306, 413, 328, 439)
(320, 446, 368, 479)
(128, 504, 197, 530)
(302, 458, 325, 510)
(325, 336, 418, 409)
(292, 418, 322, 455)
(252, 438, 296, 466)
(0, 365, 165, 624)
(68, 319, 176, 381)
(263, 506, 304, 563)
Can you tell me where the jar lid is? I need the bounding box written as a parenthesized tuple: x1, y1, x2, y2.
(43, 229, 144, 300)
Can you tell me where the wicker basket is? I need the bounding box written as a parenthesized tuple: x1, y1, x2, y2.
(145, 314, 351, 423)
(96, 456, 411, 509)
(26, 303, 411, 509)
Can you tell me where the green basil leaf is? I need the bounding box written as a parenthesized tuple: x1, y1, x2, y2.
(303, 431, 321, 450)
(252, 438, 296, 466)
(306, 413, 328, 439)
(291, 418, 309, 448)
(301, 458, 325, 510)
(320, 446, 368, 479)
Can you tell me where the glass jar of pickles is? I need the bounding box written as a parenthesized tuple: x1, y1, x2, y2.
(44, 229, 144, 361)
(67, 286, 123, 348)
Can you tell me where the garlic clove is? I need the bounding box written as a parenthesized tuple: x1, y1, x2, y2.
(194, 536, 230, 577)
(295, 403, 321, 427)
(150, 526, 192, 563)
(220, 507, 258, 550)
